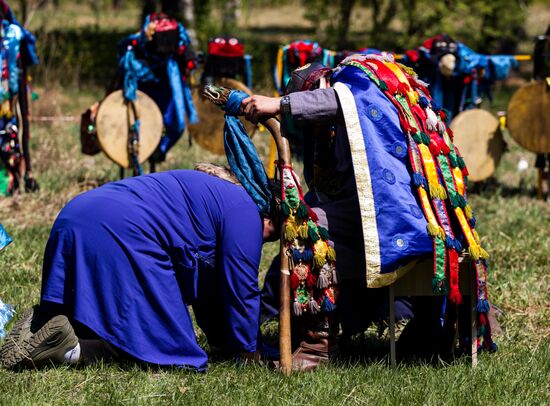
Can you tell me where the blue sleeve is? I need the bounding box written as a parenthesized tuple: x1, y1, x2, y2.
(218, 203, 262, 353)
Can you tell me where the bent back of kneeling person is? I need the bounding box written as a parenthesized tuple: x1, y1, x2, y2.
(2, 169, 275, 370)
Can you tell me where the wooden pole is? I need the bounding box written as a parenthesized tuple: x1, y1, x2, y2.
(259, 117, 292, 375)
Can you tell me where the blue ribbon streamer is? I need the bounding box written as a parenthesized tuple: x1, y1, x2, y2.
(224, 91, 272, 216)
(0, 223, 11, 250)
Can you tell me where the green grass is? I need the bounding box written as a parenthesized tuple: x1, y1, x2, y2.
(0, 4, 549, 404)
(0, 84, 548, 405)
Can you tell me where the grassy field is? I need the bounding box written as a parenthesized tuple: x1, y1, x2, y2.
(0, 3, 549, 405)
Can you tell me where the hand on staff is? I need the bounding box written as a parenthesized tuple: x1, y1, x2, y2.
(241, 95, 281, 124)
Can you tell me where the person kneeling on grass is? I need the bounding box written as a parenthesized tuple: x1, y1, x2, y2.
(0, 164, 280, 371)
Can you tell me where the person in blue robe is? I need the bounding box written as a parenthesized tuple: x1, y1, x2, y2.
(0, 168, 279, 370)
(241, 59, 473, 366)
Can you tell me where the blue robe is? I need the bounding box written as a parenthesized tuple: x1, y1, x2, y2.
(40, 170, 263, 370)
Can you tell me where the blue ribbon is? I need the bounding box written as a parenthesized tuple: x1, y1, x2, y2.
(224, 91, 272, 216)
(3, 21, 22, 95)
(0, 223, 11, 250)
(120, 48, 157, 101)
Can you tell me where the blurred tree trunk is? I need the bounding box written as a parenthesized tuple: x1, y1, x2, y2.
(19, 0, 28, 22)
(142, 0, 157, 23)
(112, 0, 123, 9)
(370, 0, 398, 45)
(222, 0, 240, 32)
(336, 0, 355, 49)
(180, 0, 198, 47)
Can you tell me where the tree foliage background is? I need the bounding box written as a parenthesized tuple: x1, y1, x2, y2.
(12, 0, 539, 89)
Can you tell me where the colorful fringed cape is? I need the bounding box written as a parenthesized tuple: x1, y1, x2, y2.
(333, 53, 493, 350)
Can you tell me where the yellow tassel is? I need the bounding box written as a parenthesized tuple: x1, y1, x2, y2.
(298, 223, 309, 239)
(284, 223, 297, 243)
(427, 222, 440, 237)
(314, 239, 328, 258)
(480, 247, 490, 259)
(473, 229, 480, 244)
(429, 183, 447, 200)
(438, 185, 448, 200)
(327, 246, 336, 262)
(313, 253, 325, 268)
(438, 227, 446, 241)
(408, 90, 419, 106)
(464, 204, 473, 220)
(429, 182, 439, 199)
(468, 244, 481, 260)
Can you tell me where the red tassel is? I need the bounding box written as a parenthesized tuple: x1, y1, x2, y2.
(448, 249, 462, 304)
(308, 207, 319, 222)
(462, 166, 469, 176)
(446, 127, 454, 141)
(429, 138, 441, 156)
(290, 272, 300, 290)
(306, 272, 318, 289)
(439, 110, 447, 122)
(440, 140, 451, 155)
(397, 82, 410, 95)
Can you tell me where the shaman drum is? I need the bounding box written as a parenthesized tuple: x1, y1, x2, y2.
(188, 78, 256, 155)
(507, 82, 550, 153)
(95, 90, 163, 168)
(450, 109, 504, 182)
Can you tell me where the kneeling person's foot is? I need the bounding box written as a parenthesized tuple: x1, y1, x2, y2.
(0, 306, 79, 369)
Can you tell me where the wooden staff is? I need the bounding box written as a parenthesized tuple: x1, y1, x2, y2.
(260, 116, 293, 376)
(202, 85, 293, 374)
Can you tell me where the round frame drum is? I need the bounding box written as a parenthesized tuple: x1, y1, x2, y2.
(96, 90, 163, 168)
(450, 109, 504, 182)
(507, 82, 550, 153)
(189, 78, 256, 155)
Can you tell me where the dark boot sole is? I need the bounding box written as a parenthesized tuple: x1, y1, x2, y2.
(0, 308, 77, 369)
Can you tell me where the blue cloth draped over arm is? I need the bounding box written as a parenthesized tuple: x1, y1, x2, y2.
(3, 2, 38, 66)
(488, 55, 518, 81)
(120, 48, 157, 101)
(223, 91, 273, 217)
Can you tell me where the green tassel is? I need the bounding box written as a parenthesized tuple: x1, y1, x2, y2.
(327, 246, 336, 262)
(31, 92, 39, 101)
(412, 131, 423, 144)
(318, 226, 330, 241)
(432, 277, 445, 295)
(283, 223, 297, 242)
(457, 156, 466, 169)
(420, 132, 431, 145)
(313, 253, 325, 268)
(379, 81, 388, 91)
(281, 201, 291, 217)
(307, 220, 320, 243)
(296, 201, 309, 220)
(456, 193, 466, 208)
(449, 152, 459, 168)
(285, 186, 300, 208)
(308, 226, 320, 243)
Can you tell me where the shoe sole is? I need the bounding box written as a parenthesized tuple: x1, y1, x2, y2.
(0, 308, 77, 369)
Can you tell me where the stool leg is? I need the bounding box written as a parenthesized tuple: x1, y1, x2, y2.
(389, 285, 396, 367)
(470, 271, 478, 367)
(537, 168, 544, 200)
